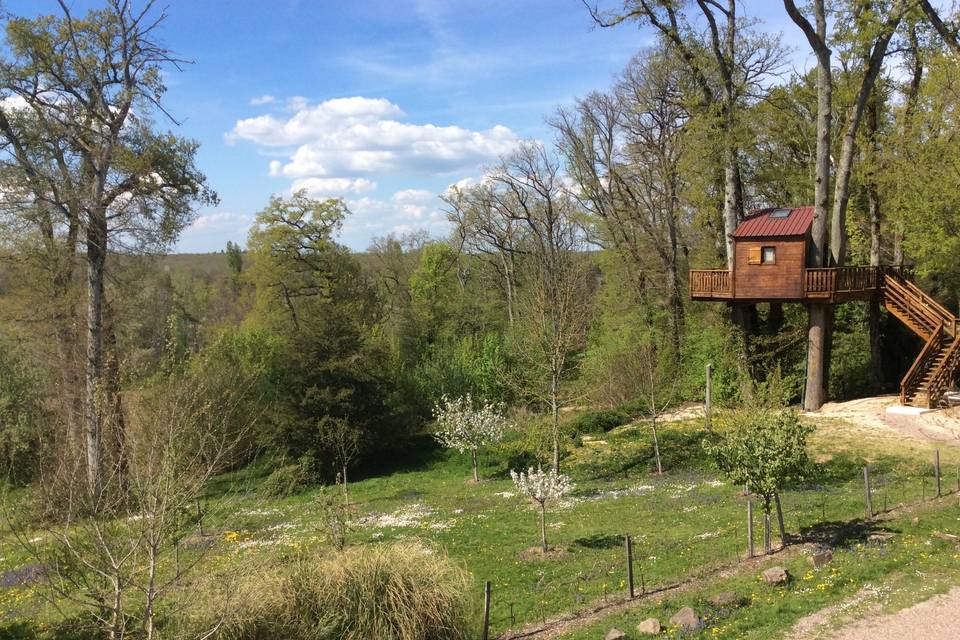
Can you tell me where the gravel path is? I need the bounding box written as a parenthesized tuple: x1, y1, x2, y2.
(820, 586, 960, 640)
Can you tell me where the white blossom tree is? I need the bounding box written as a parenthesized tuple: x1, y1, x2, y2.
(433, 394, 510, 482)
(510, 466, 574, 553)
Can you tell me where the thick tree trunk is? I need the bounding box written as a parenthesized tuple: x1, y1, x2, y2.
(786, 0, 832, 411)
(867, 99, 884, 389)
(84, 210, 107, 500)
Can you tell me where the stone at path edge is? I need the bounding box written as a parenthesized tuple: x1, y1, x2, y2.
(763, 566, 790, 584)
(669, 606, 703, 631)
(604, 628, 627, 640)
(636, 617, 662, 635)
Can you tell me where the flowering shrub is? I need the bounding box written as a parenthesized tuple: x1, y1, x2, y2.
(510, 466, 574, 552)
(433, 394, 510, 481)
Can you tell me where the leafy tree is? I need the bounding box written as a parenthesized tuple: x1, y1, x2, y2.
(432, 394, 510, 482)
(510, 466, 574, 553)
(0, 1, 216, 496)
(703, 407, 811, 553)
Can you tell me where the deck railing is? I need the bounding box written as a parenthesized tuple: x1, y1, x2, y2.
(689, 269, 731, 298)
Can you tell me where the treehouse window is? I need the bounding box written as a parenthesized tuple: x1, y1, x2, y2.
(762, 246, 776, 264)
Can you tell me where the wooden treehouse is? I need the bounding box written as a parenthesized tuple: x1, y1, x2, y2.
(689, 206, 960, 408)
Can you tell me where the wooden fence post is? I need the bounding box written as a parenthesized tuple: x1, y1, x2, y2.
(705, 363, 713, 428)
(747, 498, 755, 559)
(935, 450, 942, 498)
(864, 467, 873, 519)
(482, 581, 491, 640)
(625, 534, 635, 598)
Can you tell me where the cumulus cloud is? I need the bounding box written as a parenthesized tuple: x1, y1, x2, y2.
(227, 96, 519, 176)
(249, 94, 276, 106)
(290, 177, 377, 197)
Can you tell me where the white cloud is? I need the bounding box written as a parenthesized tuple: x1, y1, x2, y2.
(339, 190, 449, 248)
(290, 177, 377, 197)
(227, 96, 519, 176)
(249, 94, 276, 106)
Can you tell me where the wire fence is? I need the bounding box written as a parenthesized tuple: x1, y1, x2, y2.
(482, 449, 955, 639)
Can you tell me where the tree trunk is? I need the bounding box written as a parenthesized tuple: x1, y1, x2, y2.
(763, 510, 772, 554)
(84, 209, 107, 500)
(804, 305, 829, 410)
(865, 90, 885, 390)
(785, 0, 832, 411)
(551, 373, 560, 474)
(774, 492, 788, 548)
(471, 449, 479, 483)
(651, 420, 663, 475)
(539, 503, 548, 553)
(342, 464, 349, 505)
(829, 9, 903, 267)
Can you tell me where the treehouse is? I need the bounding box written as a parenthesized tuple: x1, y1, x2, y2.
(690, 206, 960, 409)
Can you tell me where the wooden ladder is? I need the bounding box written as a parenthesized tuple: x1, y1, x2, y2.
(883, 273, 960, 408)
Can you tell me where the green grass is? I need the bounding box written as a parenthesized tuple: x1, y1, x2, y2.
(4, 415, 960, 638)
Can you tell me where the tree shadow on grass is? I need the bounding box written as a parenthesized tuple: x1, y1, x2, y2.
(794, 517, 898, 547)
(573, 533, 624, 549)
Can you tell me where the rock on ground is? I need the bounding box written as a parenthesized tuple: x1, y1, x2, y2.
(669, 606, 702, 632)
(604, 628, 626, 640)
(763, 566, 789, 584)
(636, 618, 661, 635)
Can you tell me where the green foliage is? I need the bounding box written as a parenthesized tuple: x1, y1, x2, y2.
(262, 456, 317, 498)
(703, 407, 812, 513)
(567, 409, 630, 436)
(0, 340, 49, 485)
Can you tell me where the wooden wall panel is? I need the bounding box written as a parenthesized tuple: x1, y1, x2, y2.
(733, 238, 806, 299)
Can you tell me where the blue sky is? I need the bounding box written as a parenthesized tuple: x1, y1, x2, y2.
(8, 1, 813, 252)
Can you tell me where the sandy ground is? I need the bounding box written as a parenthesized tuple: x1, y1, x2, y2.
(791, 586, 960, 640)
(810, 394, 960, 442)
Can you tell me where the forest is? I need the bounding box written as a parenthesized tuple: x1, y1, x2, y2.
(2, 1, 960, 639)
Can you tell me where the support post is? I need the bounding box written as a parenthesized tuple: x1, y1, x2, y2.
(747, 498, 755, 559)
(625, 534, 635, 598)
(864, 467, 873, 519)
(482, 581, 491, 640)
(936, 449, 942, 498)
(705, 363, 713, 428)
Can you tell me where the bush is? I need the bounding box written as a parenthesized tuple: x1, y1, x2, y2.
(261, 456, 317, 497)
(568, 409, 629, 436)
(205, 542, 475, 640)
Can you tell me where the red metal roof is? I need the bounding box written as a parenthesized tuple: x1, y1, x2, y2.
(732, 206, 815, 239)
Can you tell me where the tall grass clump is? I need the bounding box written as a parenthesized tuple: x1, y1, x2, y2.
(210, 541, 475, 640)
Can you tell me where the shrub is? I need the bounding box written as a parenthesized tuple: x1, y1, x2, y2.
(568, 409, 629, 436)
(206, 542, 475, 640)
(261, 456, 316, 497)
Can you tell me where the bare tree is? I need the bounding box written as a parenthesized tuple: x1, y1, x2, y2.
(555, 48, 690, 354)
(467, 142, 592, 473)
(444, 183, 524, 327)
(8, 371, 256, 640)
(318, 416, 362, 504)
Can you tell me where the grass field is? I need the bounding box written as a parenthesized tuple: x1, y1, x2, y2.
(3, 413, 960, 638)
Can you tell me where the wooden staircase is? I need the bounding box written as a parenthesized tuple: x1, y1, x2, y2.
(883, 273, 960, 408)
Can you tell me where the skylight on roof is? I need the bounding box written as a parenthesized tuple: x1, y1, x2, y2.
(769, 208, 792, 219)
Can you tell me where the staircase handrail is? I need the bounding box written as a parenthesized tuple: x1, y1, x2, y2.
(884, 277, 940, 339)
(900, 323, 944, 405)
(887, 273, 957, 336)
(927, 336, 960, 408)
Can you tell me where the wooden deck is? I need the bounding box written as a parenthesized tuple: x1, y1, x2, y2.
(689, 266, 891, 303)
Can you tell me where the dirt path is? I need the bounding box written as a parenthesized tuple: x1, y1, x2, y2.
(790, 586, 960, 640)
(810, 395, 960, 443)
